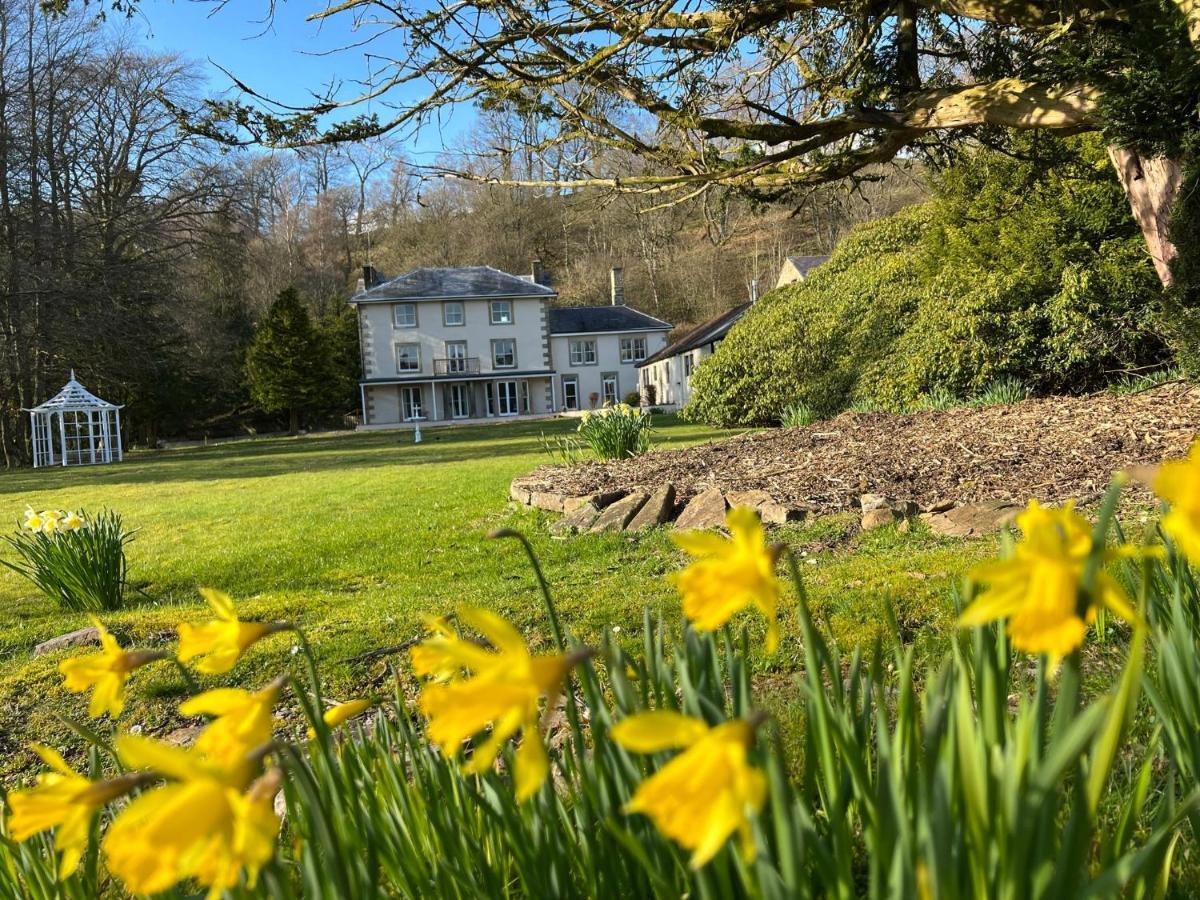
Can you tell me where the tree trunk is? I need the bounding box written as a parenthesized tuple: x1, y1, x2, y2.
(1108, 147, 1184, 288)
(288, 406, 299, 436)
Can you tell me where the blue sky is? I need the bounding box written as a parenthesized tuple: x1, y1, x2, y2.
(125, 1, 468, 158)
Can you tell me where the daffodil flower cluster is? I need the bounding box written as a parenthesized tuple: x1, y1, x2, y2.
(22, 507, 83, 534)
(4, 588, 375, 896)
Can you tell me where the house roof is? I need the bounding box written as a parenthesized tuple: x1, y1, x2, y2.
(350, 266, 558, 303)
(548, 305, 672, 335)
(783, 255, 828, 278)
(637, 303, 751, 367)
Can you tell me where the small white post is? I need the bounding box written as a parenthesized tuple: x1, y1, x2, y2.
(87, 410, 96, 464)
(413, 422, 423, 444)
(57, 412, 68, 467)
(114, 408, 124, 461)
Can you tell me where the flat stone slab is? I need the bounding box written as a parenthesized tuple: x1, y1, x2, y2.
(590, 493, 649, 533)
(674, 488, 728, 530)
(529, 491, 567, 512)
(550, 501, 603, 535)
(627, 484, 677, 532)
(34, 626, 101, 657)
(727, 490, 807, 526)
(564, 491, 625, 513)
(925, 501, 1022, 538)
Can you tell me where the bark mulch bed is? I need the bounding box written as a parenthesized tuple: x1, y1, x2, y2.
(522, 383, 1200, 516)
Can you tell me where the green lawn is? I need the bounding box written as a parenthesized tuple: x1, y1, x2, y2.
(0, 414, 992, 779)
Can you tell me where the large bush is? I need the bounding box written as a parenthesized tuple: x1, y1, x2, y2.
(686, 137, 1168, 426)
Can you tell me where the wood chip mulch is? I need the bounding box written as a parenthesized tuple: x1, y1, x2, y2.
(522, 383, 1200, 516)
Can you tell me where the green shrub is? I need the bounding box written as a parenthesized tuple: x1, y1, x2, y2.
(623, 390, 642, 407)
(685, 135, 1168, 427)
(575, 403, 653, 460)
(1, 509, 134, 612)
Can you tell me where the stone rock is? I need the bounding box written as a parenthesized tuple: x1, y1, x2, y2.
(529, 491, 567, 513)
(926, 501, 1021, 538)
(726, 489, 773, 510)
(760, 502, 807, 526)
(34, 626, 100, 657)
(924, 498, 956, 514)
(590, 493, 649, 533)
(550, 501, 603, 535)
(674, 488, 729, 530)
(164, 725, 204, 747)
(861, 507, 902, 530)
(860, 493, 890, 513)
(564, 490, 625, 513)
(627, 484, 677, 532)
(509, 480, 533, 505)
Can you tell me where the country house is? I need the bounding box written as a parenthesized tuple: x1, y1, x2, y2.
(351, 265, 672, 427)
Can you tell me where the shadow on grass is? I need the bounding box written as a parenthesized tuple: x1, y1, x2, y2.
(0, 415, 743, 493)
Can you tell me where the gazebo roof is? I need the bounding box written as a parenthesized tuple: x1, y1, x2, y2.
(25, 371, 122, 413)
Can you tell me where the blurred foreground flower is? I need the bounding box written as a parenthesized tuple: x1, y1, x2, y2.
(960, 500, 1138, 661)
(178, 588, 287, 674)
(308, 698, 376, 739)
(59, 619, 165, 718)
(103, 735, 280, 898)
(7, 745, 144, 878)
(612, 711, 766, 867)
(180, 685, 280, 774)
(672, 506, 783, 652)
(412, 607, 582, 800)
(1156, 442, 1200, 564)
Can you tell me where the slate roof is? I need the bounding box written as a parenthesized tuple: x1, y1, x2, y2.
(783, 255, 828, 278)
(548, 305, 672, 335)
(350, 266, 557, 302)
(637, 303, 751, 367)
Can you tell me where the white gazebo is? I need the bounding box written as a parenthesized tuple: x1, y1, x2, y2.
(26, 371, 124, 468)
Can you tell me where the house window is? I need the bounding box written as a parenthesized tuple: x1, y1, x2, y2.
(396, 343, 421, 372)
(684, 353, 695, 378)
(394, 303, 417, 328)
(446, 341, 468, 374)
(400, 386, 424, 420)
(569, 339, 597, 365)
(492, 339, 516, 369)
(443, 301, 464, 326)
(620, 336, 647, 363)
(602, 373, 618, 406)
(496, 381, 519, 416)
(562, 376, 579, 411)
(490, 300, 513, 325)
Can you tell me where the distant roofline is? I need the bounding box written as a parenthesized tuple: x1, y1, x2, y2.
(636, 303, 750, 367)
(349, 265, 558, 303)
(349, 291, 555, 305)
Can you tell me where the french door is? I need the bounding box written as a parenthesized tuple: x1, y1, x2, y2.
(562, 377, 579, 411)
(449, 383, 470, 419)
(496, 381, 519, 416)
(400, 386, 423, 420)
(602, 375, 618, 406)
(446, 341, 468, 374)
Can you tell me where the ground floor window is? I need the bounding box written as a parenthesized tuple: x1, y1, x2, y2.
(449, 383, 470, 419)
(400, 386, 424, 420)
(562, 376, 579, 411)
(602, 374, 618, 406)
(496, 380, 519, 416)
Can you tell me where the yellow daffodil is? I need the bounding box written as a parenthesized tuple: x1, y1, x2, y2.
(671, 506, 783, 652)
(102, 735, 280, 899)
(7, 745, 143, 878)
(40, 509, 61, 534)
(959, 500, 1138, 660)
(612, 711, 766, 868)
(22, 507, 44, 531)
(411, 607, 579, 800)
(177, 588, 284, 675)
(179, 685, 280, 772)
(58, 619, 165, 718)
(1156, 442, 1200, 564)
(59, 511, 83, 531)
(307, 697, 376, 739)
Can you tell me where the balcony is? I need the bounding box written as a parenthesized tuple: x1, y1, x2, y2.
(433, 357, 481, 376)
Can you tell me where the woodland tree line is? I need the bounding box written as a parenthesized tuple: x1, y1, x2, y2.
(0, 5, 921, 467)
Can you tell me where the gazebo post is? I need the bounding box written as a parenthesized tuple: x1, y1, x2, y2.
(87, 410, 97, 464)
(100, 410, 110, 463)
(57, 411, 68, 467)
(115, 408, 123, 462)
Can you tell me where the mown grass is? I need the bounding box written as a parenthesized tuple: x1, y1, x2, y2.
(0, 414, 992, 780)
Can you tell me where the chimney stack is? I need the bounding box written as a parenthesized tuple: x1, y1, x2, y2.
(750, 278, 759, 303)
(531, 258, 550, 287)
(610, 266, 625, 306)
(361, 265, 380, 289)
